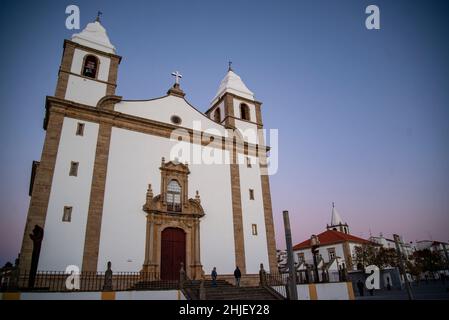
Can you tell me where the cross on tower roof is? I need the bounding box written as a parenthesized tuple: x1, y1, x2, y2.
(95, 11, 103, 22)
(171, 71, 182, 85)
(228, 60, 233, 71)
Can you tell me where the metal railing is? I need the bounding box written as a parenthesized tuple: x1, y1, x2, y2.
(264, 272, 288, 298)
(261, 268, 350, 299)
(0, 270, 179, 292)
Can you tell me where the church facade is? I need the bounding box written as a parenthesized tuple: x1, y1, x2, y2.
(18, 20, 277, 280)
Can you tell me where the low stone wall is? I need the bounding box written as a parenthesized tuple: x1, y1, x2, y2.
(271, 282, 355, 300)
(0, 290, 186, 300)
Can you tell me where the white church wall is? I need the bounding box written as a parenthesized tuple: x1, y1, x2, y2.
(71, 48, 111, 82)
(97, 128, 236, 273)
(238, 154, 269, 273)
(235, 119, 259, 145)
(188, 160, 235, 274)
(38, 118, 99, 271)
(65, 75, 107, 106)
(115, 96, 226, 135)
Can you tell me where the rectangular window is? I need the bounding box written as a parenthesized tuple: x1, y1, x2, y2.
(297, 252, 305, 263)
(328, 247, 336, 260)
(62, 206, 72, 222)
(249, 189, 254, 200)
(246, 157, 252, 168)
(251, 224, 258, 235)
(69, 161, 79, 176)
(76, 123, 85, 136)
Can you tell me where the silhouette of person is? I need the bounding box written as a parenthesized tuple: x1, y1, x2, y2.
(211, 267, 217, 287)
(357, 279, 364, 296)
(234, 266, 242, 287)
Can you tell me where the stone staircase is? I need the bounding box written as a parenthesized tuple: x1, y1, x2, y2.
(183, 279, 283, 300)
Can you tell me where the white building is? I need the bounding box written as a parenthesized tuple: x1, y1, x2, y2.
(415, 240, 449, 261)
(293, 204, 371, 272)
(369, 234, 415, 258)
(18, 19, 277, 280)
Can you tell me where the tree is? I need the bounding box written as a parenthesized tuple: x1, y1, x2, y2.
(354, 244, 378, 269)
(412, 249, 443, 275)
(354, 244, 400, 270)
(375, 247, 399, 269)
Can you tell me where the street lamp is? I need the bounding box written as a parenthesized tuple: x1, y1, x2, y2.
(310, 234, 320, 283)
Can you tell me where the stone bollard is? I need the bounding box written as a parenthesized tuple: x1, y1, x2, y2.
(103, 261, 113, 291)
(259, 263, 267, 287)
(179, 262, 186, 289)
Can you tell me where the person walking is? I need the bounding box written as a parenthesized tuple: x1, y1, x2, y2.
(357, 279, 364, 296)
(234, 266, 242, 287)
(211, 267, 218, 287)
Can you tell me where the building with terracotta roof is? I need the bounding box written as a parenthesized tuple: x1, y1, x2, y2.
(292, 204, 372, 277)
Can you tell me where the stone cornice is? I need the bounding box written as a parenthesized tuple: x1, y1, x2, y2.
(58, 69, 118, 87)
(64, 39, 122, 63)
(44, 96, 270, 156)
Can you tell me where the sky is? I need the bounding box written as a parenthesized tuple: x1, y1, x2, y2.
(0, 0, 448, 266)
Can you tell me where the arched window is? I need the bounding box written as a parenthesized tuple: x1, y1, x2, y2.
(213, 108, 221, 123)
(240, 103, 250, 121)
(167, 180, 181, 212)
(82, 55, 99, 78)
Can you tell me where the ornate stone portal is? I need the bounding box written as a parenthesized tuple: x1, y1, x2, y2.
(141, 158, 205, 280)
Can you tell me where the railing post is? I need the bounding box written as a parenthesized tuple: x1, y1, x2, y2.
(259, 263, 267, 287)
(341, 264, 347, 282)
(103, 261, 113, 291)
(199, 277, 206, 300)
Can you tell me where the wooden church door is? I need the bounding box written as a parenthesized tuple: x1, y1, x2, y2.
(160, 228, 186, 280)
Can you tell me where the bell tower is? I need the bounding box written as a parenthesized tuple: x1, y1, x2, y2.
(55, 16, 121, 106)
(205, 64, 263, 143)
(327, 202, 350, 234)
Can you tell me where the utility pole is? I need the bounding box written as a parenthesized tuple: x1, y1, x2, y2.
(393, 234, 413, 300)
(283, 210, 298, 300)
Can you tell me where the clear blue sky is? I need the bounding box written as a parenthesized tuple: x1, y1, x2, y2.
(1, 0, 448, 265)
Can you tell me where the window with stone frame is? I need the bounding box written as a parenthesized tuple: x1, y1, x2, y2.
(246, 157, 252, 168)
(240, 103, 250, 121)
(62, 206, 72, 222)
(76, 122, 85, 136)
(328, 247, 336, 260)
(251, 224, 258, 235)
(167, 180, 182, 212)
(82, 55, 99, 78)
(69, 161, 79, 177)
